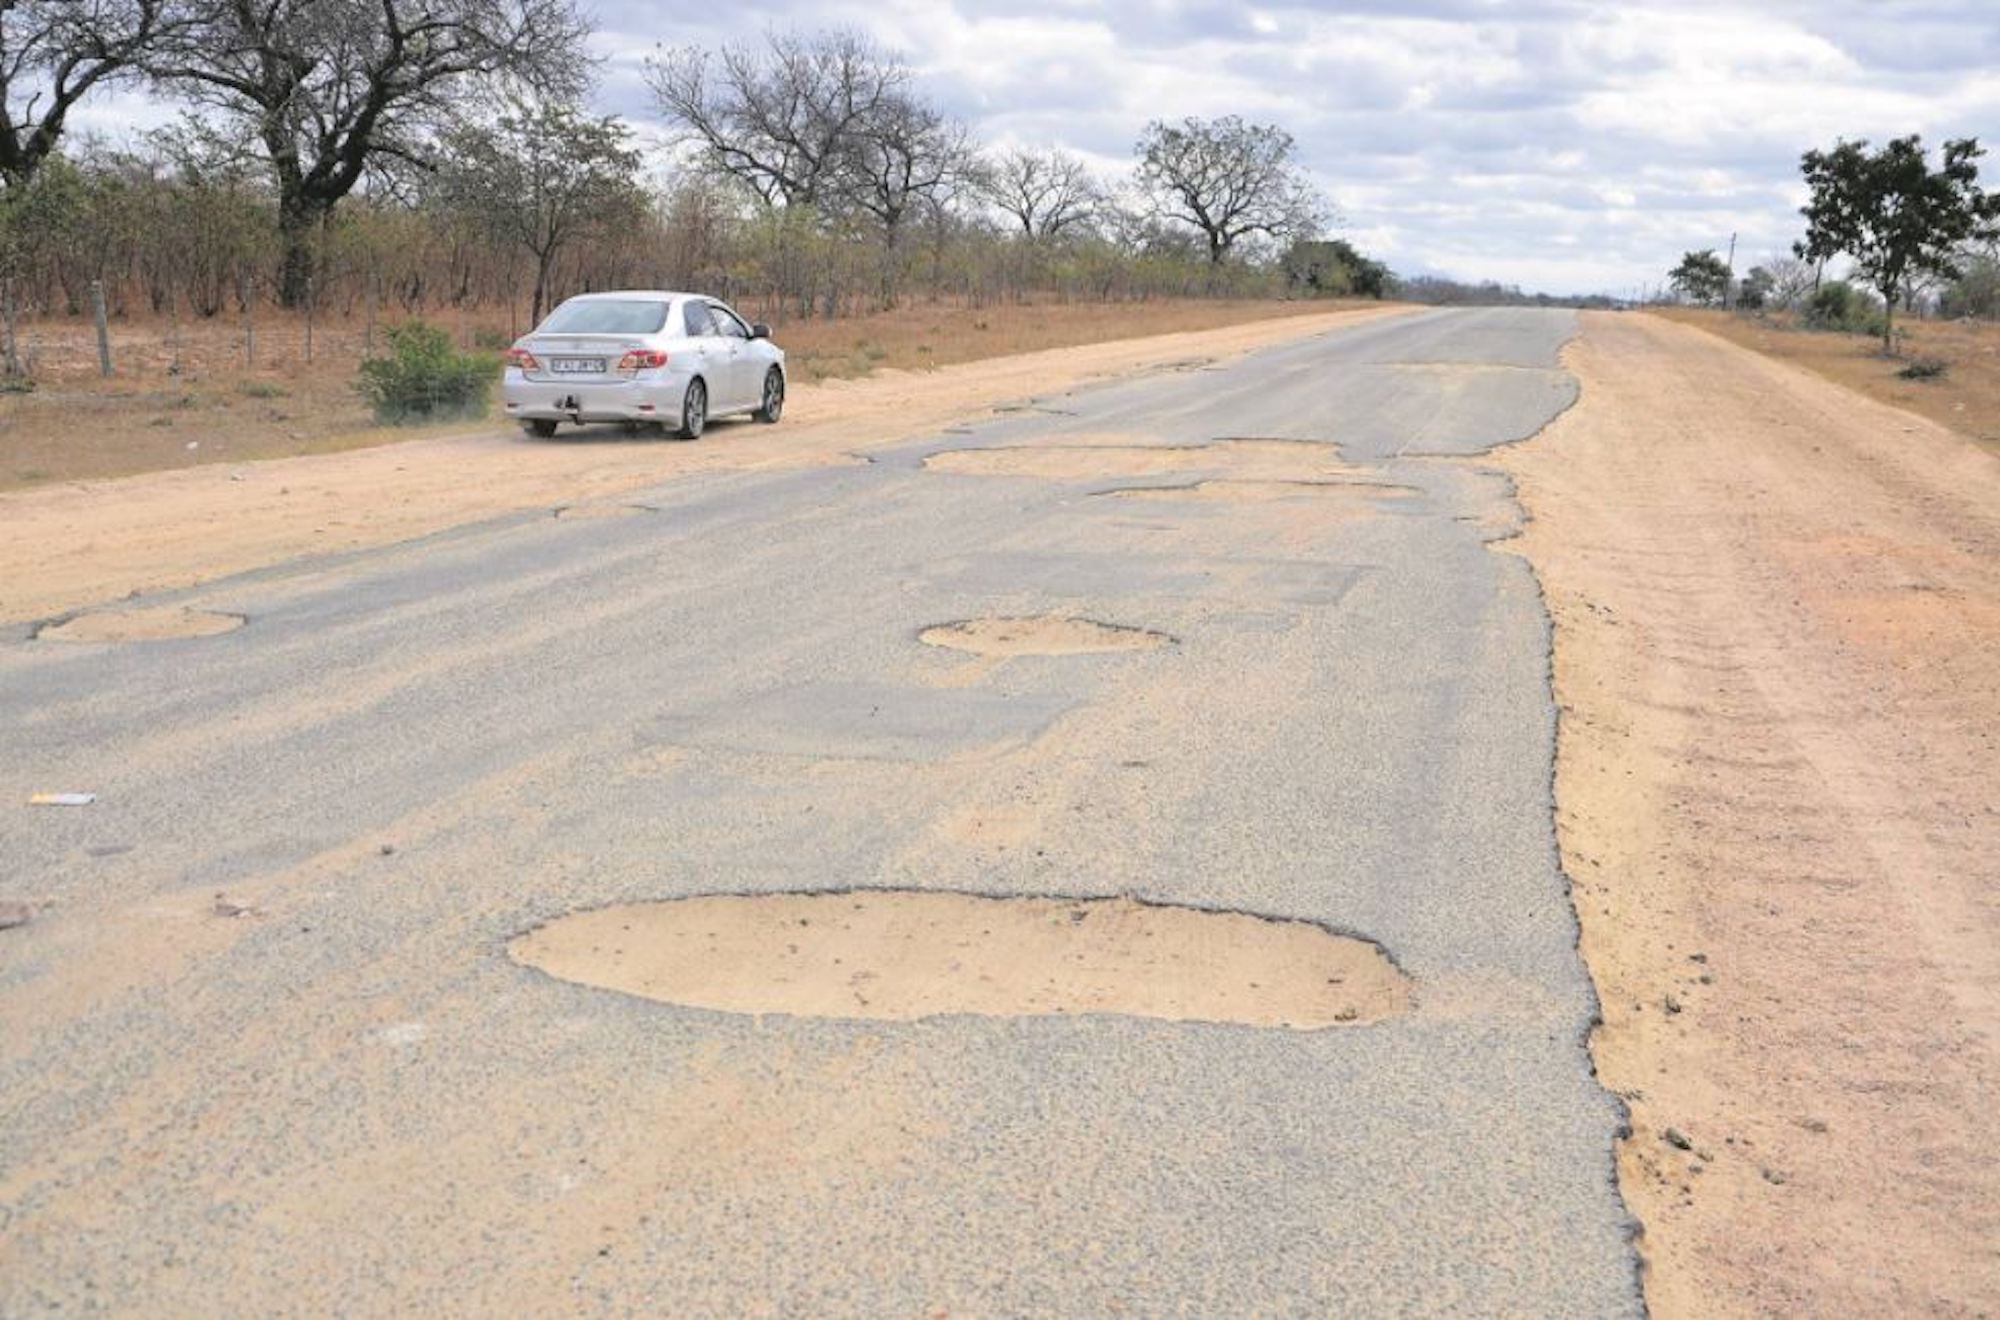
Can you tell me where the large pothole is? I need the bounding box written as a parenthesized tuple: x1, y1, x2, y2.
(919, 615, 1174, 657)
(510, 890, 1410, 1028)
(37, 607, 245, 642)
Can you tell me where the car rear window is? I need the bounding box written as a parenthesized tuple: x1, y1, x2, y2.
(541, 300, 669, 334)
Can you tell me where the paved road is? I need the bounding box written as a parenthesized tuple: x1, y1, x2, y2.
(0, 308, 1641, 1315)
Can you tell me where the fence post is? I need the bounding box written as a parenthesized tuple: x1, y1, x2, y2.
(91, 280, 112, 377)
(1, 283, 21, 379)
(304, 275, 315, 364)
(167, 286, 182, 377)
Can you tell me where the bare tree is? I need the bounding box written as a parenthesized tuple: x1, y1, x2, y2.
(1757, 253, 1816, 310)
(648, 27, 905, 210)
(982, 148, 1100, 240)
(841, 91, 970, 248)
(0, 0, 184, 189)
(149, 0, 589, 307)
(437, 95, 644, 322)
(1135, 115, 1327, 264)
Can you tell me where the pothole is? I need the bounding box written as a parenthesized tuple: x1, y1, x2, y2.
(554, 503, 654, 520)
(510, 889, 1411, 1029)
(37, 607, 245, 642)
(923, 438, 1350, 481)
(919, 615, 1174, 657)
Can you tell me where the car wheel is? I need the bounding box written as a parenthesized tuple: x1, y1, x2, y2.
(676, 378, 707, 440)
(523, 418, 558, 439)
(755, 367, 785, 424)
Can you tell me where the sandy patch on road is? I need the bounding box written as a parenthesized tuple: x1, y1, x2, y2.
(512, 890, 1410, 1029)
(35, 606, 246, 642)
(922, 436, 1355, 481)
(918, 615, 1174, 657)
(1105, 478, 1404, 505)
(1499, 312, 2000, 1316)
(0, 306, 1408, 625)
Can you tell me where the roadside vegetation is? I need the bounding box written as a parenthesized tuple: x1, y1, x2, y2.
(1650, 308, 2000, 455)
(1654, 133, 1999, 450)
(0, 5, 1406, 477)
(0, 12, 1387, 361)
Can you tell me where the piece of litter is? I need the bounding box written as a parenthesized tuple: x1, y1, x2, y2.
(28, 792, 96, 807)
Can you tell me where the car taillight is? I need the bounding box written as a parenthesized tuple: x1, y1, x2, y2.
(503, 347, 539, 370)
(617, 349, 669, 370)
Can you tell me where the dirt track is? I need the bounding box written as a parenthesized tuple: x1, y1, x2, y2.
(1500, 312, 2000, 1316)
(0, 305, 1406, 626)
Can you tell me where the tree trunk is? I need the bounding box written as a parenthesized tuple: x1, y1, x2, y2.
(531, 248, 555, 324)
(276, 193, 326, 310)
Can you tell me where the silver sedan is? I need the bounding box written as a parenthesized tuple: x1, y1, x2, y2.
(501, 291, 786, 440)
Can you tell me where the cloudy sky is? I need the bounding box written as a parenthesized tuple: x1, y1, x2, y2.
(62, 1, 1997, 294)
(583, 0, 1999, 294)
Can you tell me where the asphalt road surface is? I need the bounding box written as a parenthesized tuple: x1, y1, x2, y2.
(1, 308, 1643, 1315)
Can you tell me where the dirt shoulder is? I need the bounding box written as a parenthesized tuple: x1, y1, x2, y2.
(1498, 312, 2000, 1315)
(0, 304, 1407, 625)
(1648, 307, 2000, 456)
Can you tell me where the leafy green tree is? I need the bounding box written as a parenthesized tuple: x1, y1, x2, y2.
(1796, 135, 2000, 349)
(1282, 238, 1390, 298)
(436, 96, 644, 323)
(1668, 249, 1730, 305)
(1736, 265, 1776, 311)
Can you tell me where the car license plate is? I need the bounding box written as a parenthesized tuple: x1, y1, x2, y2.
(551, 357, 605, 373)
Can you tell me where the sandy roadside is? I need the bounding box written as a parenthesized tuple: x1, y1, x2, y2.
(0, 304, 1409, 625)
(1498, 313, 2000, 1315)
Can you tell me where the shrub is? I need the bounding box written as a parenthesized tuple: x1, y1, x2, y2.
(472, 326, 512, 351)
(357, 321, 493, 423)
(1896, 356, 1949, 380)
(1802, 281, 1886, 336)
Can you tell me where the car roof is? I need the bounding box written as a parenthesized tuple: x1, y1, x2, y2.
(557, 290, 719, 304)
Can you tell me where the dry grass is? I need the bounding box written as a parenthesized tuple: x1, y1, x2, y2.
(0, 298, 1343, 490)
(773, 298, 1335, 382)
(1649, 307, 2000, 454)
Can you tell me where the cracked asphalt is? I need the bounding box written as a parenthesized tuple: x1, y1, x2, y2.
(0, 307, 1642, 1315)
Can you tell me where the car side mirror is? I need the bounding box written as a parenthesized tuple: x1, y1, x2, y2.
(750, 322, 771, 340)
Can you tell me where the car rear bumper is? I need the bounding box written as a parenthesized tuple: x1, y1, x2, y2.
(501, 370, 691, 423)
